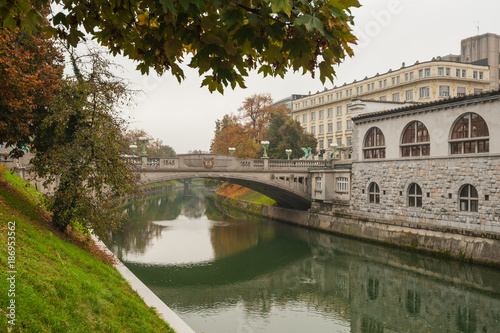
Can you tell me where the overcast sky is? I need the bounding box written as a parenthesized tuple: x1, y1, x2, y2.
(117, 0, 500, 154)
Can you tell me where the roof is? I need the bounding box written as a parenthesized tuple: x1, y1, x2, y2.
(352, 89, 500, 122)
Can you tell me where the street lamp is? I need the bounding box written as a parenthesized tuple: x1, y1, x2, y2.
(330, 143, 338, 159)
(129, 144, 138, 155)
(228, 147, 236, 155)
(138, 136, 149, 155)
(260, 141, 270, 158)
(285, 149, 292, 160)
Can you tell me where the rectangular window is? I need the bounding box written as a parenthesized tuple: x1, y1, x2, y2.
(327, 138, 332, 147)
(319, 124, 324, 134)
(346, 89, 349, 97)
(396, 76, 400, 84)
(346, 103, 352, 113)
(327, 108, 333, 117)
(346, 119, 352, 130)
(356, 87, 359, 95)
(337, 121, 342, 132)
(462, 69, 466, 78)
(311, 126, 315, 134)
(446, 68, 450, 76)
(456, 69, 460, 77)
(311, 112, 316, 121)
(392, 77, 395, 85)
(319, 139, 324, 149)
(380, 96, 387, 101)
(392, 93, 400, 101)
(347, 137, 352, 146)
(409, 72, 414, 81)
(419, 86, 430, 98)
(319, 110, 324, 119)
(383, 79, 387, 87)
(474, 88, 483, 94)
(360, 86, 363, 93)
(473, 71, 478, 79)
(457, 86, 466, 96)
(379, 80, 383, 89)
(315, 177, 322, 190)
(438, 67, 444, 76)
(295, 115, 300, 122)
(479, 71, 484, 80)
(405, 73, 409, 82)
(336, 106, 342, 116)
(336, 177, 349, 192)
(367, 83, 371, 92)
(339, 91, 343, 98)
(337, 138, 342, 146)
(439, 85, 450, 97)
(419, 69, 423, 78)
(425, 68, 430, 77)
(303, 114, 308, 122)
(371, 83, 375, 90)
(327, 123, 333, 133)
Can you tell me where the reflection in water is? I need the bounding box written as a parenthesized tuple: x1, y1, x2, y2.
(106, 189, 500, 333)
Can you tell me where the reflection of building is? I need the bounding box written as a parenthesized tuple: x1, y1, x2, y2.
(290, 33, 500, 153)
(349, 89, 500, 232)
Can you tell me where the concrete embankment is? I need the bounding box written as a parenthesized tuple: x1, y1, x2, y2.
(214, 193, 500, 267)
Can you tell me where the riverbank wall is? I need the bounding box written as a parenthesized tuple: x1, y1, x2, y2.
(214, 193, 500, 267)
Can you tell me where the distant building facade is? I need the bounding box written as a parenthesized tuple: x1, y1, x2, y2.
(291, 33, 500, 154)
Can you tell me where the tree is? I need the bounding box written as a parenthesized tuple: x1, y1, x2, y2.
(1, 0, 360, 93)
(123, 128, 176, 157)
(31, 48, 137, 239)
(0, 27, 63, 156)
(267, 111, 317, 159)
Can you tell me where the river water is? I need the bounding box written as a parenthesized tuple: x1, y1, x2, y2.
(106, 188, 500, 333)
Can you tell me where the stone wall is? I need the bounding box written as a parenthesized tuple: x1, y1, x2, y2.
(350, 155, 500, 234)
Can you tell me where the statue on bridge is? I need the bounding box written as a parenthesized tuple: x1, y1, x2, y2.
(301, 147, 312, 160)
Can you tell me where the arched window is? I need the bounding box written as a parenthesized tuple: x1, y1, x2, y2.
(408, 183, 423, 207)
(368, 182, 380, 204)
(363, 127, 386, 159)
(459, 184, 478, 212)
(450, 113, 489, 154)
(401, 121, 430, 157)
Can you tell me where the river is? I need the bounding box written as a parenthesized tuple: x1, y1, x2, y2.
(105, 187, 500, 333)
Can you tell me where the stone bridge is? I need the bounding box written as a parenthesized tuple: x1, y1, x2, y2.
(131, 154, 337, 210)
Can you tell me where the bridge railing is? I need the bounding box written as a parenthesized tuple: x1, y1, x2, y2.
(268, 159, 332, 169)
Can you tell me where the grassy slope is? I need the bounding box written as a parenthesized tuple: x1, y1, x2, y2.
(0, 169, 175, 333)
(216, 183, 276, 206)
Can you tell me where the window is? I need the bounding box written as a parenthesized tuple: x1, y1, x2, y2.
(392, 93, 400, 102)
(456, 69, 460, 77)
(383, 79, 387, 87)
(438, 67, 444, 76)
(409, 72, 414, 81)
(379, 80, 383, 88)
(406, 89, 413, 101)
(295, 115, 300, 122)
(425, 68, 430, 77)
(439, 85, 450, 97)
(319, 124, 324, 134)
(457, 86, 466, 97)
(462, 69, 466, 78)
(327, 123, 333, 133)
(473, 71, 478, 79)
(363, 127, 386, 159)
(319, 110, 324, 119)
(311, 112, 316, 121)
(401, 121, 430, 157)
(356, 87, 359, 95)
(446, 68, 450, 76)
(380, 95, 387, 101)
(405, 73, 409, 82)
(371, 82, 375, 90)
(450, 113, 489, 154)
(459, 184, 478, 212)
(319, 139, 324, 149)
(346, 137, 352, 147)
(328, 108, 333, 117)
(408, 183, 423, 207)
(311, 126, 316, 134)
(419, 69, 423, 78)
(474, 88, 483, 94)
(392, 77, 395, 85)
(337, 121, 342, 132)
(368, 182, 380, 204)
(339, 91, 342, 98)
(360, 86, 363, 93)
(315, 177, 322, 190)
(337, 106, 342, 116)
(337, 138, 342, 146)
(419, 86, 430, 99)
(479, 71, 484, 80)
(347, 104, 352, 113)
(346, 119, 352, 130)
(303, 114, 308, 122)
(396, 76, 400, 84)
(336, 177, 349, 192)
(367, 83, 371, 92)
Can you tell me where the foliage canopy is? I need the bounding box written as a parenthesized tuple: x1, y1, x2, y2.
(1, 0, 360, 93)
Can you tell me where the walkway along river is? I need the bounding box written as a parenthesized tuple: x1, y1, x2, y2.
(105, 188, 500, 333)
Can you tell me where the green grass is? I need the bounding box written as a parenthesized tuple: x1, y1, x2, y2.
(235, 190, 276, 205)
(142, 180, 182, 188)
(0, 169, 175, 333)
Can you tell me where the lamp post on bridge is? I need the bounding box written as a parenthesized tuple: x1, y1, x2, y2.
(285, 149, 292, 160)
(228, 147, 236, 156)
(129, 144, 138, 155)
(330, 143, 338, 160)
(260, 141, 270, 158)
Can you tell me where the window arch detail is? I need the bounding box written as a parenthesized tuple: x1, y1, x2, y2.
(401, 121, 430, 157)
(368, 182, 380, 204)
(408, 183, 423, 207)
(363, 127, 386, 159)
(459, 184, 478, 212)
(450, 113, 489, 154)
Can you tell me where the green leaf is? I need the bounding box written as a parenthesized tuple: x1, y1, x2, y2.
(271, 0, 292, 16)
(294, 14, 325, 34)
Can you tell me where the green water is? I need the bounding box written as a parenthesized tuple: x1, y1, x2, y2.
(106, 188, 500, 333)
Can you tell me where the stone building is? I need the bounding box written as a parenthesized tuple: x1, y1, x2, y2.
(350, 89, 500, 233)
(290, 33, 500, 154)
